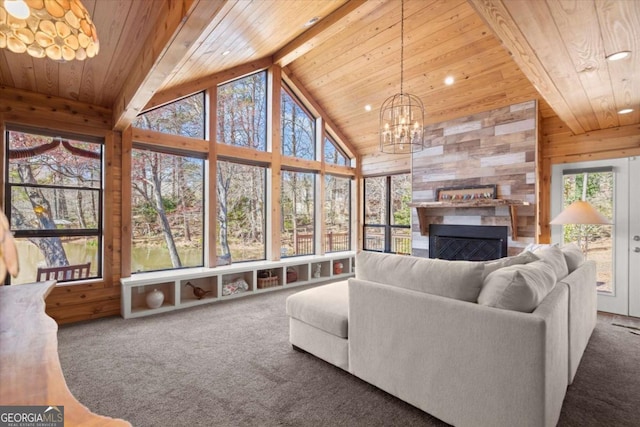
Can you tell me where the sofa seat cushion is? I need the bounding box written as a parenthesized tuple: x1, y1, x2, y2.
(286, 281, 348, 338)
(478, 260, 557, 312)
(355, 251, 485, 302)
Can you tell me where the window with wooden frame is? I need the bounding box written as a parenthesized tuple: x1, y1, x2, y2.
(281, 170, 316, 257)
(217, 71, 267, 151)
(324, 174, 351, 253)
(324, 134, 349, 166)
(281, 85, 316, 160)
(130, 147, 205, 273)
(125, 66, 356, 273)
(363, 174, 411, 254)
(133, 92, 205, 139)
(5, 126, 103, 284)
(216, 160, 267, 262)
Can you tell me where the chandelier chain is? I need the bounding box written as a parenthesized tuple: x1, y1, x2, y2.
(378, 0, 424, 154)
(400, 0, 404, 94)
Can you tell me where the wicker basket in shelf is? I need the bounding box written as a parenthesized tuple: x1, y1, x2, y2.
(257, 271, 279, 289)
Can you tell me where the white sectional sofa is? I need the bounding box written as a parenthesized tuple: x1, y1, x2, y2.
(286, 245, 596, 427)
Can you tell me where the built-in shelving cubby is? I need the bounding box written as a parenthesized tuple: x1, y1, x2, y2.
(180, 276, 217, 306)
(310, 261, 331, 280)
(121, 252, 355, 318)
(221, 271, 254, 298)
(130, 282, 175, 316)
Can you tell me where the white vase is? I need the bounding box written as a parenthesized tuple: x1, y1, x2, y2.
(146, 289, 164, 309)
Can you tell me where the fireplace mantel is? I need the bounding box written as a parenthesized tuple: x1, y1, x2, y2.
(409, 199, 531, 240)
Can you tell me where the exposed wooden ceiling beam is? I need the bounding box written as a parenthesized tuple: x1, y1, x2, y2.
(112, 0, 227, 131)
(273, 0, 376, 67)
(468, 0, 584, 135)
(143, 57, 273, 113)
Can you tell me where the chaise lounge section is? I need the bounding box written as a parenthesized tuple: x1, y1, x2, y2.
(286, 281, 349, 371)
(286, 247, 596, 427)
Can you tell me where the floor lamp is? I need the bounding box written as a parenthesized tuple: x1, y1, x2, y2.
(550, 200, 612, 256)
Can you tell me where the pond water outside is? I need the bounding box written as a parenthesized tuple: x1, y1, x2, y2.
(12, 240, 202, 284)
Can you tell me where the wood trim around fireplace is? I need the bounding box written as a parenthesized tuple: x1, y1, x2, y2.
(409, 199, 530, 240)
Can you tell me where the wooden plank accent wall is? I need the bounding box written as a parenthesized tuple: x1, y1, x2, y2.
(411, 100, 538, 257)
(0, 86, 112, 131)
(360, 151, 411, 176)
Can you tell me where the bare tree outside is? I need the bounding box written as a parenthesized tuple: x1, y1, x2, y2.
(324, 175, 351, 252)
(282, 171, 315, 256)
(131, 93, 205, 272)
(282, 88, 315, 160)
(218, 72, 267, 150)
(216, 161, 266, 261)
(216, 72, 268, 261)
(324, 136, 349, 166)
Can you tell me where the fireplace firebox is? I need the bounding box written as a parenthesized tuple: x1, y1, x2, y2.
(429, 224, 508, 261)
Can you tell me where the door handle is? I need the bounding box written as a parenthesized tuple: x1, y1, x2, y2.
(635, 247, 640, 253)
(634, 235, 640, 241)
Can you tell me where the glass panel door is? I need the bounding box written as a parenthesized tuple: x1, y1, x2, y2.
(559, 170, 614, 292)
(552, 158, 630, 315)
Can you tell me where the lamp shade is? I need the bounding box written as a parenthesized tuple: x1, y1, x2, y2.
(0, 0, 99, 61)
(550, 200, 612, 225)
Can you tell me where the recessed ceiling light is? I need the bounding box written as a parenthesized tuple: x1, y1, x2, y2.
(444, 76, 455, 85)
(304, 17, 319, 27)
(618, 108, 634, 114)
(606, 51, 631, 61)
(364, 104, 372, 112)
(222, 50, 231, 56)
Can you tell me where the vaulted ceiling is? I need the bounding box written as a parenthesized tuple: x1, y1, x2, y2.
(1, 0, 637, 157)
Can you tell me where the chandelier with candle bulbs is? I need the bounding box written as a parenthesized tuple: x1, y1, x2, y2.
(379, 0, 424, 154)
(0, 0, 99, 61)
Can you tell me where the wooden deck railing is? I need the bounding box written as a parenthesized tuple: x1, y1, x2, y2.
(364, 235, 411, 254)
(295, 232, 350, 254)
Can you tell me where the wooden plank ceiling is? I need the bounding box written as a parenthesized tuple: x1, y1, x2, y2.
(0, 0, 637, 157)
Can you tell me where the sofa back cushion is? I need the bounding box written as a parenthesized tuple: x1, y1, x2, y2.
(355, 251, 485, 302)
(560, 243, 584, 273)
(533, 245, 569, 280)
(478, 260, 557, 312)
(482, 251, 539, 278)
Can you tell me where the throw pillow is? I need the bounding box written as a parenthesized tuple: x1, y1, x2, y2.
(478, 260, 557, 313)
(482, 251, 539, 279)
(355, 251, 485, 302)
(523, 242, 558, 252)
(561, 243, 584, 273)
(533, 245, 569, 280)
